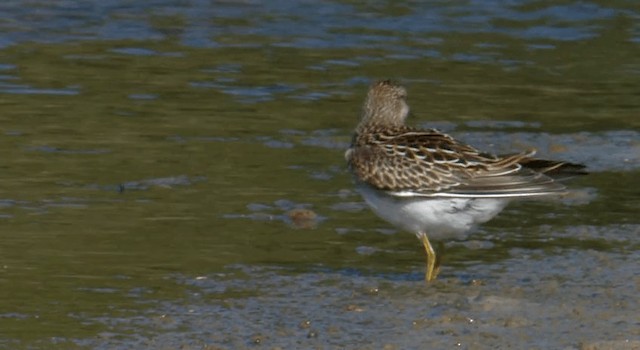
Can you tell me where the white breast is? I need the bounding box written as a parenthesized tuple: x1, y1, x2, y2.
(356, 183, 509, 241)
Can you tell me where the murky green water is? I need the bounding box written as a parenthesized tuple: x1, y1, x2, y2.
(0, 2, 639, 349)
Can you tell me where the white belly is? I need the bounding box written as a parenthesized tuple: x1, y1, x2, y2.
(357, 184, 509, 241)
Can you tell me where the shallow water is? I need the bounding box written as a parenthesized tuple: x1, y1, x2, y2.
(0, 1, 638, 349)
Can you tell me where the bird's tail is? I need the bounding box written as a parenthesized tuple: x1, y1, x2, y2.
(518, 158, 588, 180)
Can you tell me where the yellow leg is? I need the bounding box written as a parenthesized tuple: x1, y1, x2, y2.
(418, 232, 439, 282)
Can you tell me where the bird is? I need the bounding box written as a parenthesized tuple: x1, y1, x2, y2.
(345, 80, 586, 282)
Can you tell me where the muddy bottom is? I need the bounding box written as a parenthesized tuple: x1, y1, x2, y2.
(72, 225, 639, 350)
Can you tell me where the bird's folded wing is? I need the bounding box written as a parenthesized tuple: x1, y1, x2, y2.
(348, 130, 568, 198)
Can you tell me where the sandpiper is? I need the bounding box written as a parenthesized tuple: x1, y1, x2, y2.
(345, 80, 586, 282)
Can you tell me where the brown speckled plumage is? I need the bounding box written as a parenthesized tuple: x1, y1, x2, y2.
(346, 80, 585, 198)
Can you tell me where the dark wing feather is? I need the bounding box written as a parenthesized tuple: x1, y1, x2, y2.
(347, 127, 576, 198)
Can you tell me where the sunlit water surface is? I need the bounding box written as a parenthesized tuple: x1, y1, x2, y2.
(0, 1, 638, 349)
